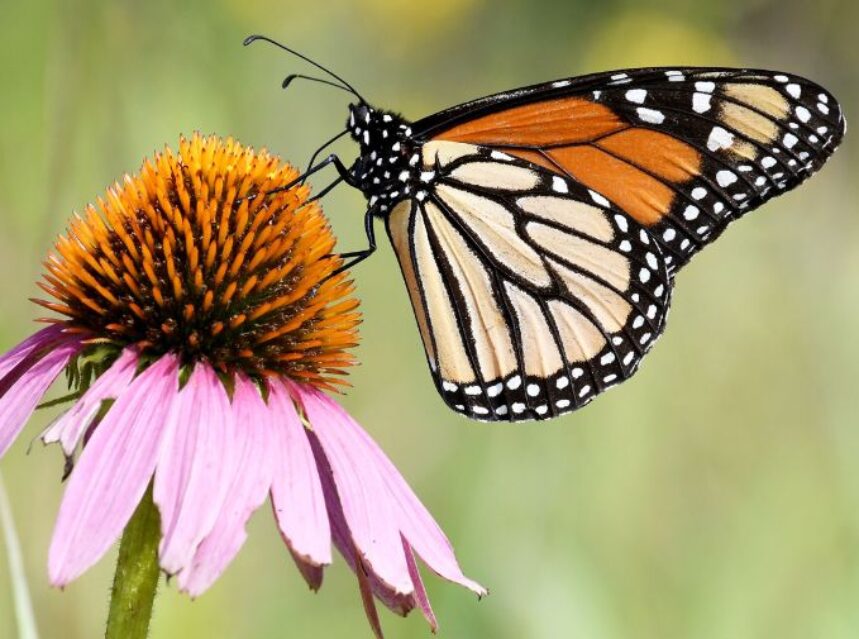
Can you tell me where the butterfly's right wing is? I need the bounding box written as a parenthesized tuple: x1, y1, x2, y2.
(385, 141, 671, 422)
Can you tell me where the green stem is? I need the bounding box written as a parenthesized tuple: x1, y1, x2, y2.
(105, 485, 161, 639)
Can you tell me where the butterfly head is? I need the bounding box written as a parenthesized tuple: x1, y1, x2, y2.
(346, 103, 419, 213)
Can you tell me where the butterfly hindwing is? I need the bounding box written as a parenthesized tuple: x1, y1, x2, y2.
(386, 143, 671, 422)
(416, 68, 845, 273)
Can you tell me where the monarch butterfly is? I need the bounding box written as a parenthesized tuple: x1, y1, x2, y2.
(245, 36, 846, 423)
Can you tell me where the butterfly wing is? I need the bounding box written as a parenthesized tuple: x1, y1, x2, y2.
(386, 143, 670, 422)
(414, 68, 845, 273)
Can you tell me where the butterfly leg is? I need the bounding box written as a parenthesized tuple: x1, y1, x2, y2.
(238, 153, 355, 204)
(330, 209, 377, 275)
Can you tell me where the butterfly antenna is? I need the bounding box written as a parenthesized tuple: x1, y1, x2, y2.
(244, 35, 365, 103)
(282, 73, 355, 95)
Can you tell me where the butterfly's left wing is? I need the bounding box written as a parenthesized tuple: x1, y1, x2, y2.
(414, 68, 845, 274)
(386, 142, 670, 422)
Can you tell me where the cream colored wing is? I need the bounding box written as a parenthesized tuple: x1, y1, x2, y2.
(385, 142, 672, 422)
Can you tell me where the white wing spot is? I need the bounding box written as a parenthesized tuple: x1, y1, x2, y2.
(556, 376, 569, 390)
(464, 385, 482, 396)
(693, 92, 712, 113)
(526, 383, 541, 397)
(507, 375, 522, 390)
(795, 106, 811, 123)
(600, 353, 616, 365)
(637, 107, 665, 124)
(691, 187, 707, 200)
(625, 89, 647, 104)
(619, 240, 632, 252)
(695, 81, 715, 93)
(613, 214, 629, 233)
(785, 83, 801, 99)
(716, 170, 738, 187)
(639, 267, 651, 283)
(551, 176, 569, 193)
(783, 133, 799, 149)
(684, 205, 700, 220)
(707, 126, 734, 152)
(646, 252, 658, 269)
(662, 228, 676, 241)
(487, 382, 503, 398)
(589, 190, 610, 207)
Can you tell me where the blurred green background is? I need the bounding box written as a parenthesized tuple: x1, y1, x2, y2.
(1, 1, 857, 637)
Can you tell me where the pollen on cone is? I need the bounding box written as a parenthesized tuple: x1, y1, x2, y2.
(35, 133, 360, 390)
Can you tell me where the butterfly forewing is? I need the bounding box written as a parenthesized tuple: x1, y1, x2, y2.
(386, 144, 671, 422)
(416, 68, 845, 273)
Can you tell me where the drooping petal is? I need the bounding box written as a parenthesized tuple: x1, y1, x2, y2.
(324, 389, 487, 596)
(269, 380, 331, 569)
(403, 537, 438, 632)
(41, 348, 138, 455)
(309, 430, 415, 618)
(0, 339, 82, 458)
(291, 383, 413, 595)
(176, 375, 275, 597)
(155, 363, 233, 576)
(48, 354, 179, 586)
(0, 325, 65, 381)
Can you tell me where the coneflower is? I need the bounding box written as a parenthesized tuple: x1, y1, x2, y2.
(0, 133, 484, 638)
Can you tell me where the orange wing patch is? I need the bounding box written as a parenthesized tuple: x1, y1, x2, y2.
(434, 98, 703, 227)
(437, 97, 626, 146)
(595, 129, 701, 182)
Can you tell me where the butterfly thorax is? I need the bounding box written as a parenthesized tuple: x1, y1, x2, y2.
(347, 103, 420, 214)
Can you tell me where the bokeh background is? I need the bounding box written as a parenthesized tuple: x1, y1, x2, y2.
(1, 1, 857, 637)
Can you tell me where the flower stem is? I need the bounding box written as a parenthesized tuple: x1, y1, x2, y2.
(105, 485, 161, 639)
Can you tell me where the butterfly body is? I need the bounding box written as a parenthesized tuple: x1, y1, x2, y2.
(332, 67, 844, 422)
(346, 104, 421, 211)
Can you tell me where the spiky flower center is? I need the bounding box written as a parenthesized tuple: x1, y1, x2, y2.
(36, 134, 360, 390)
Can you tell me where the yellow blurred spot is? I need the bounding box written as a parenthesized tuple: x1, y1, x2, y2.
(583, 10, 737, 70)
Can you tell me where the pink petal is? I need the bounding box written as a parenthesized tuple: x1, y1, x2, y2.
(41, 348, 138, 455)
(269, 380, 331, 568)
(403, 537, 438, 632)
(0, 338, 82, 458)
(291, 383, 413, 595)
(290, 553, 325, 592)
(325, 390, 487, 596)
(309, 431, 415, 617)
(154, 363, 233, 576)
(0, 325, 65, 381)
(48, 354, 180, 586)
(176, 375, 275, 597)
